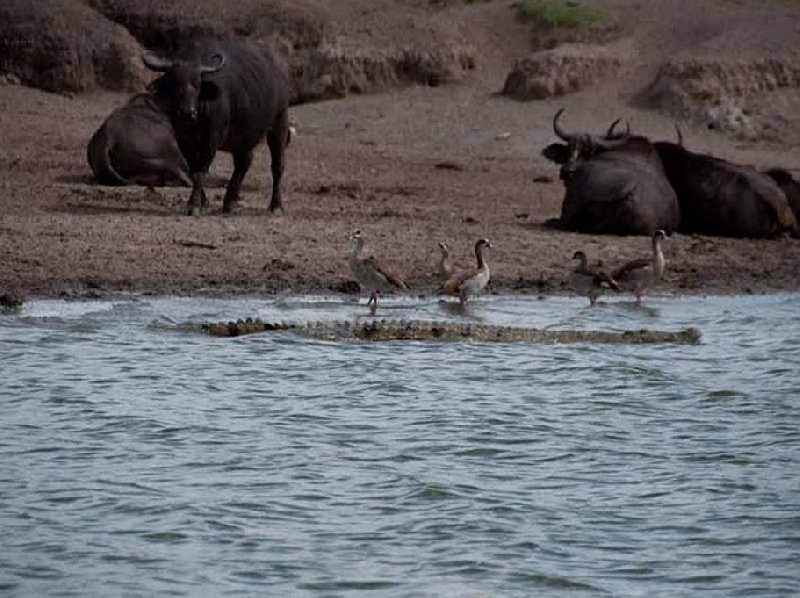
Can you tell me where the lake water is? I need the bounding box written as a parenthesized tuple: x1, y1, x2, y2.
(1, 293, 798, 597)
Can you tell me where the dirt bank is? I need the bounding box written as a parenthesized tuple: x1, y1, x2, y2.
(1, 0, 799, 300)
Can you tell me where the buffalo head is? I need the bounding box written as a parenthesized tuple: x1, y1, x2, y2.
(142, 52, 226, 122)
(542, 108, 631, 181)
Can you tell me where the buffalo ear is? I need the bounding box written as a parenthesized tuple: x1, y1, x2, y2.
(542, 143, 570, 164)
(199, 80, 221, 102)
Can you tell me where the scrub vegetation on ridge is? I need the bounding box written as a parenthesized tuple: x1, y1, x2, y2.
(515, 0, 610, 29)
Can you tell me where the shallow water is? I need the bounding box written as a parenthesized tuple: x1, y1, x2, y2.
(1, 293, 799, 597)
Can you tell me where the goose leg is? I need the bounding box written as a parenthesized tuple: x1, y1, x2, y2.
(367, 290, 380, 314)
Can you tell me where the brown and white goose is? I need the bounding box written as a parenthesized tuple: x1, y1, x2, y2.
(348, 230, 408, 310)
(570, 251, 620, 306)
(611, 229, 667, 305)
(443, 238, 491, 305)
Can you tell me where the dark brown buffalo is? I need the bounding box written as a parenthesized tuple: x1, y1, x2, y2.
(654, 141, 798, 238)
(87, 93, 191, 187)
(764, 168, 800, 225)
(542, 109, 680, 236)
(143, 37, 290, 216)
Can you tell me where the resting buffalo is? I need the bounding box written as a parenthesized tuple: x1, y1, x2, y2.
(654, 141, 798, 238)
(87, 93, 191, 187)
(542, 109, 680, 236)
(764, 168, 800, 225)
(143, 37, 290, 216)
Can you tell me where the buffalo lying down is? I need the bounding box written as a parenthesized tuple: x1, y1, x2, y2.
(542, 109, 680, 236)
(143, 37, 291, 216)
(654, 141, 798, 238)
(87, 93, 191, 187)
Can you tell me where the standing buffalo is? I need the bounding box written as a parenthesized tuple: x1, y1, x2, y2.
(654, 141, 798, 238)
(542, 109, 680, 236)
(143, 37, 290, 216)
(87, 93, 191, 187)
(764, 168, 800, 225)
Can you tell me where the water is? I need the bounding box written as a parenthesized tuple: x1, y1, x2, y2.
(1, 293, 798, 597)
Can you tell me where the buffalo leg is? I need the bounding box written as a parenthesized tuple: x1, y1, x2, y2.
(266, 109, 289, 213)
(222, 149, 254, 214)
(137, 158, 192, 187)
(185, 144, 216, 216)
(187, 172, 211, 217)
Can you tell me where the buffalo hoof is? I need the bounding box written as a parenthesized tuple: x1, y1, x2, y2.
(186, 204, 206, 217)
(222, 200, 238, 215)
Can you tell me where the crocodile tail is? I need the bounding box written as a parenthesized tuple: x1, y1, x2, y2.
(87, 126, 127, 186)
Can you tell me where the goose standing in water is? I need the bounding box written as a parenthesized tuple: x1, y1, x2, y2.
(443, 238, 491, 305)
(611, 229, 667, 306)
(570, 250, 620, 306)
(348, 229, 408, 311)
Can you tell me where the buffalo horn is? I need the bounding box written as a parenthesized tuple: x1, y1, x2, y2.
(605, 117, 623, 138)
(674, 123, 684, 146)
(608, 119, 631, 139)
(200, 54, 226, 75)
(597, 118, 630, 148)
(606, 117, 630, 140)
(141, 52, 172, 72)
(553, 108, 571, 141)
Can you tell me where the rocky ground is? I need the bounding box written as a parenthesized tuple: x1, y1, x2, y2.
(1, 0, 799, 301)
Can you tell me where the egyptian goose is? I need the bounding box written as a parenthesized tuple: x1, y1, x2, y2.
(443, 238, 491, 305)
(570, 251, 620, 306)
(611, 229, 667, 305)
(348, 230, 408, 309)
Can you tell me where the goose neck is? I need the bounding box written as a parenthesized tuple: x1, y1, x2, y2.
(476, 245, 488, 269)
(351, 237, 364, 258)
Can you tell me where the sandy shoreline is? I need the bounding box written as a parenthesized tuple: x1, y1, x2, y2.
(2, 80, 800, 304)
(2, 0, 800, 303)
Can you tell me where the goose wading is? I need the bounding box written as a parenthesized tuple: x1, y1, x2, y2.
(443, 239, 492, 305)
(612, 230, 667, 306)
(348, 230, 408, 311)
(570, 250, 620, 307)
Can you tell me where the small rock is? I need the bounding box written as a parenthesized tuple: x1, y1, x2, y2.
(0, 289, 24, 310)
(434, 161, 464, 171)
(331, 280, 360, 294)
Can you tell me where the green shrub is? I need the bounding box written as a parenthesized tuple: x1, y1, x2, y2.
(517, 0, 609, 28)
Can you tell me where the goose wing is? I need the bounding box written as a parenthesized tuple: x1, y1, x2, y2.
(591, 268, 620, 290)
(443, 267, 476, 295)
(612, 258, 650, 281)
(365, 255, 408, 290)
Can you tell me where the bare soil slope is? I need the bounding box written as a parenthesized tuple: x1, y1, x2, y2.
(1, 0, 799, 299)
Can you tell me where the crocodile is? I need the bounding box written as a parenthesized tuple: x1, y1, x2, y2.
(155, 317, 702, 344)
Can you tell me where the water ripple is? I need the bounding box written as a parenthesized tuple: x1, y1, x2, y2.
(1, 294, 799, 596)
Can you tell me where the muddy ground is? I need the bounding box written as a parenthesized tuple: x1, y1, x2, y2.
(1, 0, 799, 301)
